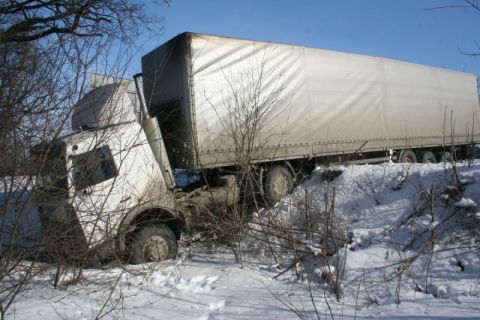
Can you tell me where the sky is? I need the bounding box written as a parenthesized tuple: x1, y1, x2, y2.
(128, 0, 480, 79)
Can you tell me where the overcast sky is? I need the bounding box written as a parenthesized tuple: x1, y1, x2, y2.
(129, 0, 480, 78)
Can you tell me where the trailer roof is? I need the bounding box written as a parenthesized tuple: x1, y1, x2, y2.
(159, 32, 478, 79)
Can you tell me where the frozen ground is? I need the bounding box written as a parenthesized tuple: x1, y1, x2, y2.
(3, 161, 480, 319)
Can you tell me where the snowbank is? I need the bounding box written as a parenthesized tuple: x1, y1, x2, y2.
(4, 162, 480, 319)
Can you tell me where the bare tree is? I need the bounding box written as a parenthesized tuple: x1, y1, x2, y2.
(0, 0, 168, 173)
(0, 0, 164, 44)
(0, 1, 169, 318)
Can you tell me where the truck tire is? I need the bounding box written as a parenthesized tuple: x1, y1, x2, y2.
(438, 151, 453, 163)
(264, 166, 294, 204)
(130, 225, 177, 264)
(399, 149, 417, 163)
(421, 151, 436, 163)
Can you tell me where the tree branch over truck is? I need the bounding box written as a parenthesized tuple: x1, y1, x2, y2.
(0, 0, 164, 44)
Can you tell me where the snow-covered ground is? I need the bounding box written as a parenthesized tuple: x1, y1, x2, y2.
(3, 161, 480, 319)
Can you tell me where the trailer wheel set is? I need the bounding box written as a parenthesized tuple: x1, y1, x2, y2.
(398, 148, 458, 164)
(261, 146, 461, 206)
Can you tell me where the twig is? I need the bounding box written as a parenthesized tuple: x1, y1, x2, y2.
(273, 255, 304, 280)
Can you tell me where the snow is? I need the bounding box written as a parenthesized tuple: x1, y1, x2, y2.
(454, 197, 477, 208)
(3, 162, 480, 319)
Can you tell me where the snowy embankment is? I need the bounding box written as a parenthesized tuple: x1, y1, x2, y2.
(5, 162, 480, 319)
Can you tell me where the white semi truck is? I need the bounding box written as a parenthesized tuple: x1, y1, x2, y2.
(34, 32, 480, 263)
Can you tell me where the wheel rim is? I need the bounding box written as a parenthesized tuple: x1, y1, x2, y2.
(404, 156, 413, 163)
(143, 235, 169, 262)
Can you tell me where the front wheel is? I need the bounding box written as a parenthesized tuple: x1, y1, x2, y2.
(130, 225, 178, 264)
(264, 165, 294, 204)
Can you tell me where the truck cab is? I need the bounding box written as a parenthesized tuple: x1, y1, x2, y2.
(34, 79, 182, 263)
(34, 74, 239, 264)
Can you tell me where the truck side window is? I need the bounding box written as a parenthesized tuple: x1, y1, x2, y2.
(72, 146, 118, 190)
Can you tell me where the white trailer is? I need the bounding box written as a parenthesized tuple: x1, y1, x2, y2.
(142, 32, 480, 170)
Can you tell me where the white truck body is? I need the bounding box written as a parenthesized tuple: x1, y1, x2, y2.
(34, 33, 480, 262)
(142, 32, 480, 169)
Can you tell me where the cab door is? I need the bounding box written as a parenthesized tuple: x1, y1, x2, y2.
(70, 143, 136, 247)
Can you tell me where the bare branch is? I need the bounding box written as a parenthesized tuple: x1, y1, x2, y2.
(0, 0, 166, 44)
(424, 5, 469, 11)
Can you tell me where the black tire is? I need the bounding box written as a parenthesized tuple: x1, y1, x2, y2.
(398, 149, 417, 163)
(421, 151, 437, 164)
(130, 225, 177, 264)
(264, 165, 294, 204)
(438, 151, 453, 163)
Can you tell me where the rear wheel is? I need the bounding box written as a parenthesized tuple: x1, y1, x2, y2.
(264, 165, 294, 204)
(130, 225, 177, 264)
(399, 149, 417, 163)
(438, 151, 453, 163)
(421, 151, 436, 163)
